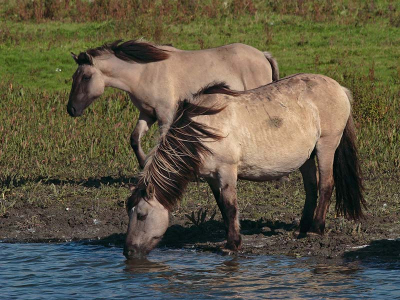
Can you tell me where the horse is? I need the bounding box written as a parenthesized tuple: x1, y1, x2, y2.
(67, 39, 279, 168)
(123, 73, 366, 258)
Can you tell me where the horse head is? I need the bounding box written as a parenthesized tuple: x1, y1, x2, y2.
(124, 185, 169, 259)
(67, 52, 105, 117)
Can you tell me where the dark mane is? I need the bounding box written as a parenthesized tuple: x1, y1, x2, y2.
(76, 39, 170, 65)
(193, 82, 241, 98)
(128, 99, 226, 211)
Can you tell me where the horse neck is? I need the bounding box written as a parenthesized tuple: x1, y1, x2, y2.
(95, 55, 173, 106)
(95, 55, 142, 94)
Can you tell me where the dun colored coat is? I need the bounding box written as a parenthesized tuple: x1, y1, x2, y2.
(124, 74, 365, 258)
(67, 40, 279, 168)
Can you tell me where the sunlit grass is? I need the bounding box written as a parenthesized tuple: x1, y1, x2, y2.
(0, 0, 399, 214)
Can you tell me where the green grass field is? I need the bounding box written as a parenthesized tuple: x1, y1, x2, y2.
(1, 0, 399, 217)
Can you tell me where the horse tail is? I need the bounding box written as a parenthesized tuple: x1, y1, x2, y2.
(341, 86, 354, 104)
(263, 51, 279, 81)
(333, 88, 366, 220)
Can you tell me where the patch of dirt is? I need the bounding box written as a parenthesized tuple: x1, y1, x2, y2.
(0, 202, 127, 243)
(1, 194, 399, 259)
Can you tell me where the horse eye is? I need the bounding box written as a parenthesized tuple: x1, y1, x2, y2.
(137, 213, 147, 221)
(82, 75, 92, 81)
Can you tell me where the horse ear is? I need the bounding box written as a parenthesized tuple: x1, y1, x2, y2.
(71, 52, 78, 64)
(85, 52, 93, 65)
(146, 184, 155, 198)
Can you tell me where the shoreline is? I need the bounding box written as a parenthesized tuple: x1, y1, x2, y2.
(1, 190, 399, 260)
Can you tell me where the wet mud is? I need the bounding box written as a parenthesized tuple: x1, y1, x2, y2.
(1, 193, 399, 259)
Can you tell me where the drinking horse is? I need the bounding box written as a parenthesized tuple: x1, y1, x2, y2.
(123, 73, 366, 258)
(67, 39, 279, 168)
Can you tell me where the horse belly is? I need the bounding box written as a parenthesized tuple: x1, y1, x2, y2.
(237, 145, 314, 181)
(236, 107, 320, 181)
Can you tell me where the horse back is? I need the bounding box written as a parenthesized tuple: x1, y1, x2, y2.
(169, 43, 274, 91)
(196, 74, 350, 180)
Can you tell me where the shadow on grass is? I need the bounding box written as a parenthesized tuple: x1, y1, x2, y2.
(1, 175, 138, 189)
(43, 176, 137, 188)
(241, 219, 297, 236)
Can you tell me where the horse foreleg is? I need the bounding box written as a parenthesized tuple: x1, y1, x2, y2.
(206, 170, 241, 251)
(219, 170, 242, 251)
(312, 139, 339, 234)
(222, 186, 242, 251)
(130, 112, 156, 169)
(299, 156, 318, 235)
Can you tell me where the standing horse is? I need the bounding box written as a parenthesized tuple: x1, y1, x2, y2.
(123, 74, 366, 258)
(67, 39, 279, 168)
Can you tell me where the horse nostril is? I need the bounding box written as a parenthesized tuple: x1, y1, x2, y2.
(123, 244, 141, 258)
(67, 104, 76, 117)
(123, 249, 132, 258)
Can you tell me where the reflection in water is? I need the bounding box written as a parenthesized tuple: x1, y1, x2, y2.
(124, 257, 170, 274)
(122, 250, 399, 299)
(313, 264, 361, 275)
(1, 242, 400, 299)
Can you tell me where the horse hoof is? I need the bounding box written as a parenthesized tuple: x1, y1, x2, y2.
(220, 247, 236, 256)
(294, 228, 323, 238)
(295, 231, 307, 239)
(308, 226, 325, 236)
(222, 240, 242, 255)
(307, 230, 323, 236)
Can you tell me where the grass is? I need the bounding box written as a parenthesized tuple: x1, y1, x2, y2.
(0, 0, 399, 218)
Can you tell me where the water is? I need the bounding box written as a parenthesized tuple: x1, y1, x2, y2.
(1, 242, 400, 299)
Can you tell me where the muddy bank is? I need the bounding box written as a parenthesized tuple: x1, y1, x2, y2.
(1, 190, 399, 259)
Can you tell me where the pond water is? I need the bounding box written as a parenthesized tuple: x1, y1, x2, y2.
(1, 242, 399, 299)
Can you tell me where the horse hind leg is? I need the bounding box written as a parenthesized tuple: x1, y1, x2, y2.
(311, 136, 342, 234)
(206, 178, 226, 225)
(298, 152, 318, 236)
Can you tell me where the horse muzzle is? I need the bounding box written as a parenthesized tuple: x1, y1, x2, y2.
(123, 244, 148, 259)
(66, 104, 82, 117)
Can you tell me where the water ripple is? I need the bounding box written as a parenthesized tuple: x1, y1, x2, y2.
(1, 242, 400, 299)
